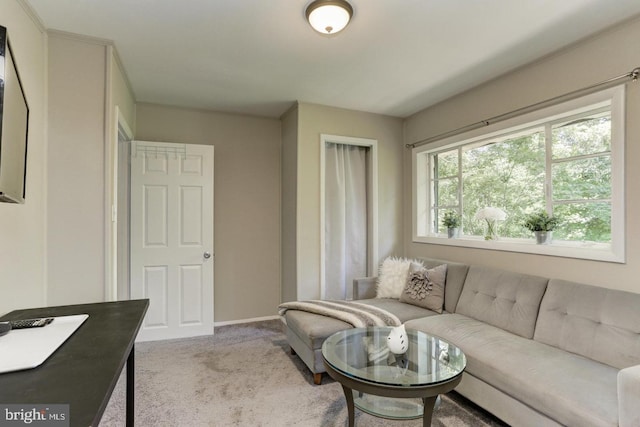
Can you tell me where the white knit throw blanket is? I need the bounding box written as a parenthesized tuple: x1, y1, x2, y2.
(278, 300, 401, 328)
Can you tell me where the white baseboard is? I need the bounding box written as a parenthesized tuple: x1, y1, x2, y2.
(214, 314, 280, 327)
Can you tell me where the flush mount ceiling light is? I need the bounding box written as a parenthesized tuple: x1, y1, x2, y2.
(305, 0, 353, 35)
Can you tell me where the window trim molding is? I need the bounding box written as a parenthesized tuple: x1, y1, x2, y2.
(412, 85, 626, 263)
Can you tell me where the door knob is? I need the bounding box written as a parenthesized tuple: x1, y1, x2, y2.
(203, 252, 212, 259)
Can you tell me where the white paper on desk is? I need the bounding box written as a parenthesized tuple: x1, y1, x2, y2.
(0, 314, 89, 374)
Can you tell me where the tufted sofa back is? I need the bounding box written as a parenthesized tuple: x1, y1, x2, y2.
(455, 265, 549, 339)
(534, 279, 640, 369)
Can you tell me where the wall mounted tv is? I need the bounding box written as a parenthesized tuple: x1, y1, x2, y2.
(0, 25, 29, 204)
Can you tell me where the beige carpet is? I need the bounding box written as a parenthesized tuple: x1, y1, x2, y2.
(99, 320, 507, 426)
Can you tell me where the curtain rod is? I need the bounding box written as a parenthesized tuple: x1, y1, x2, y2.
(406, 67, 640, 149)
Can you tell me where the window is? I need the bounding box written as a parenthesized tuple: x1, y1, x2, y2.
(413, 86, 625, 262)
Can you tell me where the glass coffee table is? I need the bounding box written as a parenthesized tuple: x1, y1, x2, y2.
(322, 327, 466, 427)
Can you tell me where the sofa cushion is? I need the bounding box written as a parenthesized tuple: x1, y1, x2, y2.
(534, 279, 640, 369)
(406, 314, 619, 427)
(419, 258, 469, 313)
(454, 266, 548, 338)
(399, 264, 447, 313)
(286, 310, 352, 349)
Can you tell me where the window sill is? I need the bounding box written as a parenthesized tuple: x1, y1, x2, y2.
(413, 235, 624, 263)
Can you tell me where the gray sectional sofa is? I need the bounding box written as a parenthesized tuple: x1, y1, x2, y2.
(282, 258, 640, 427)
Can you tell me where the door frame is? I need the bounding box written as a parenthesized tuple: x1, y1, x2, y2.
(105, 106, 134, 302)
(319, 134, 378, 300)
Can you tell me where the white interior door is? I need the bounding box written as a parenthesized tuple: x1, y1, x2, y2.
(130, 141, 214, 341)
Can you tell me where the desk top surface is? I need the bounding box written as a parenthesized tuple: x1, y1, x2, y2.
(0, 299, 149, 427)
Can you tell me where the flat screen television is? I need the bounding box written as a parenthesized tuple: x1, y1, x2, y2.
(0, 25, 29, 203)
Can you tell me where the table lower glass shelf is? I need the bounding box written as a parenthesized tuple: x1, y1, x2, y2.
(352, 391, 441, 420)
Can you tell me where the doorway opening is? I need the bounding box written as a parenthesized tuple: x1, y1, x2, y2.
(106, 107, 134, 302)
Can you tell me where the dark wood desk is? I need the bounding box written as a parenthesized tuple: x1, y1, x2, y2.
(0, 299, 149, 427)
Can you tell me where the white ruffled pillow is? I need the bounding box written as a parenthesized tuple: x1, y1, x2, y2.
(376, 257, 423, 299)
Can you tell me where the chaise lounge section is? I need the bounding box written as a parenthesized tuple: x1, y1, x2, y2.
(281, 257, 640, 426)
(283, 258, 469, 384)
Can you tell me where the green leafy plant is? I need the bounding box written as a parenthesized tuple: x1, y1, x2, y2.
(522, 211, 559, 232)
(442, 211, 461, 229)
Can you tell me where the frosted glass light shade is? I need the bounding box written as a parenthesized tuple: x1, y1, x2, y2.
(306, 0, 353, 35)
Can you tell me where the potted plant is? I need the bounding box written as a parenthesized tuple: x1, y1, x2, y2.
(442, 211, 461, 238)
(523, 211, 559, 244)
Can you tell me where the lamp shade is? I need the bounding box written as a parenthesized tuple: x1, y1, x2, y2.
(306, 0, 353, 35)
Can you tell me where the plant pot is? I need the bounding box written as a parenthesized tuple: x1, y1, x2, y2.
(447, 227, 459, 238)
(535, 230, 552, 244)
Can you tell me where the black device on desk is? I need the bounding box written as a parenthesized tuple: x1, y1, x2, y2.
(0, 321, 10, 336)
(0, 317, 54, 337)
(10, 317, 54, 329)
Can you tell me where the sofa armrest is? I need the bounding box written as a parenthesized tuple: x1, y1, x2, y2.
(353, 277, 377, 300)
(618, 364, 640, 427)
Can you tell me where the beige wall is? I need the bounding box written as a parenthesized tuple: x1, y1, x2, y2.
(9, 0, 636, 321)
(295, 103, 404, 300)
(404, 17, 640, 294)
(280, 104, 298, 303)
(46, 33, 136, 307)
(135, 103, 281, 322)
(46, 34, 108, 305)
(0, 1, 47, 315)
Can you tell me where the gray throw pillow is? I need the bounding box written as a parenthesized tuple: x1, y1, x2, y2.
(399, 264, 447, 313)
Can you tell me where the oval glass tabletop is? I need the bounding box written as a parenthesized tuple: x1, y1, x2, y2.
(322, 327, 466, 388)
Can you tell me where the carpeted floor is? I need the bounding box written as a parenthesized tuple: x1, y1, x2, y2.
(99, 320, 508, 426)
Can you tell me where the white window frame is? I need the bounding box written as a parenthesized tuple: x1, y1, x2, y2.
(412, 85, 625, 263)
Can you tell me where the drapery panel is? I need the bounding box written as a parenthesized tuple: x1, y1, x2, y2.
(324, 143, 368, 300)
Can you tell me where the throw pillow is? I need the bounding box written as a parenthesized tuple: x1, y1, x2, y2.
(399, 264, 448, 313)
(376, 257, 415, 299)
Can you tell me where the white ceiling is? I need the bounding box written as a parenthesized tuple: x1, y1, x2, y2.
(25, 0, 640, 119)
